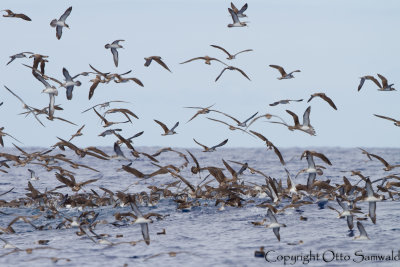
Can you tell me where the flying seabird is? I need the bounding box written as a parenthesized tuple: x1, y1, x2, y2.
(48, 68, 82, 100)
(28, 169, 40, 181)
(88, 64, 115, 78)
(114, 131, 143, 148)
(122, 165, 168, 179)
(358, 75, 380, 91)
(111, 142, 130, 161)
(144, 56, 171, 72)
(215, 65, 250, 81)
(206, 117, 253, 136)
(368, 153, 400, 171)
(154, 120, 179, 136)
(362, 178, 383, 224)
(98, 128, 122, 137)
(332, 198, 356, 230)
(283, 168, 298, 194)
(377, 74, 395, 91)
(22, 62, 51, 79)
(373, 114, 400, 127)
(180, 56, 226, 65)
(269, 65, 301, 80)
(186, 150, 201, 175)
(300, 150, 332, 189)
(358, 74, 395, 91)
(87, 75, 106, 100)
(32, 71, 58, 119)
(93, 108, 129, 128)
(230, 2, 248, 18)
(105, 40, 124, 67)
(82, 100, 129, 113)
(50, 6, 72, 40)
(249, 130, 285, 165)
(1, 9, 31, 21)
(3, 85, 44, 126)
(354, 222, 369, 240)
(265, 208, 286, 241)
(113, 74, 144, 87)
(214, 111, 258, 127)
(270, 106, 316, 136)
(184, 104, 216, 123)
(47, 115, 77, 125)
(227, 8, 247, 27)
(0, 237, 18, 249)
(246, 112, 287, 129)
(0, 127, 22, 147)
(307, 93, 337, 110)
(130, 201, 151, 245)
(69, 125, 85, 142)
(210, 45, 252, 60)
(269, 99, 303, 106)
(6, 52, 33, 65)
(193, 138, 228, 152)
(86, 65, 141, 86)
(229, 160, 259, 175)
(358, 147, 373, 161)
(55, 172, 98, 193)
(28, 54, 49, 74)
(103, 108, 138, 123)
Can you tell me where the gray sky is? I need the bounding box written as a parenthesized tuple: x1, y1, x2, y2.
(1, 0, 399, 148)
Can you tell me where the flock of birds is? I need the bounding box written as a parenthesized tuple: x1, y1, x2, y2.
(0, 2, 399, 263)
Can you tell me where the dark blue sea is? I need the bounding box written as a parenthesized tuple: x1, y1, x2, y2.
(0, 147, 399, 266)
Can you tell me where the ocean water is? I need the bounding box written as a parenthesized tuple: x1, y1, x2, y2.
(0, 147, 399, 266)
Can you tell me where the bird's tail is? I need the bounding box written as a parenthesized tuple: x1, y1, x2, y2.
(50, 19, 57, 27)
